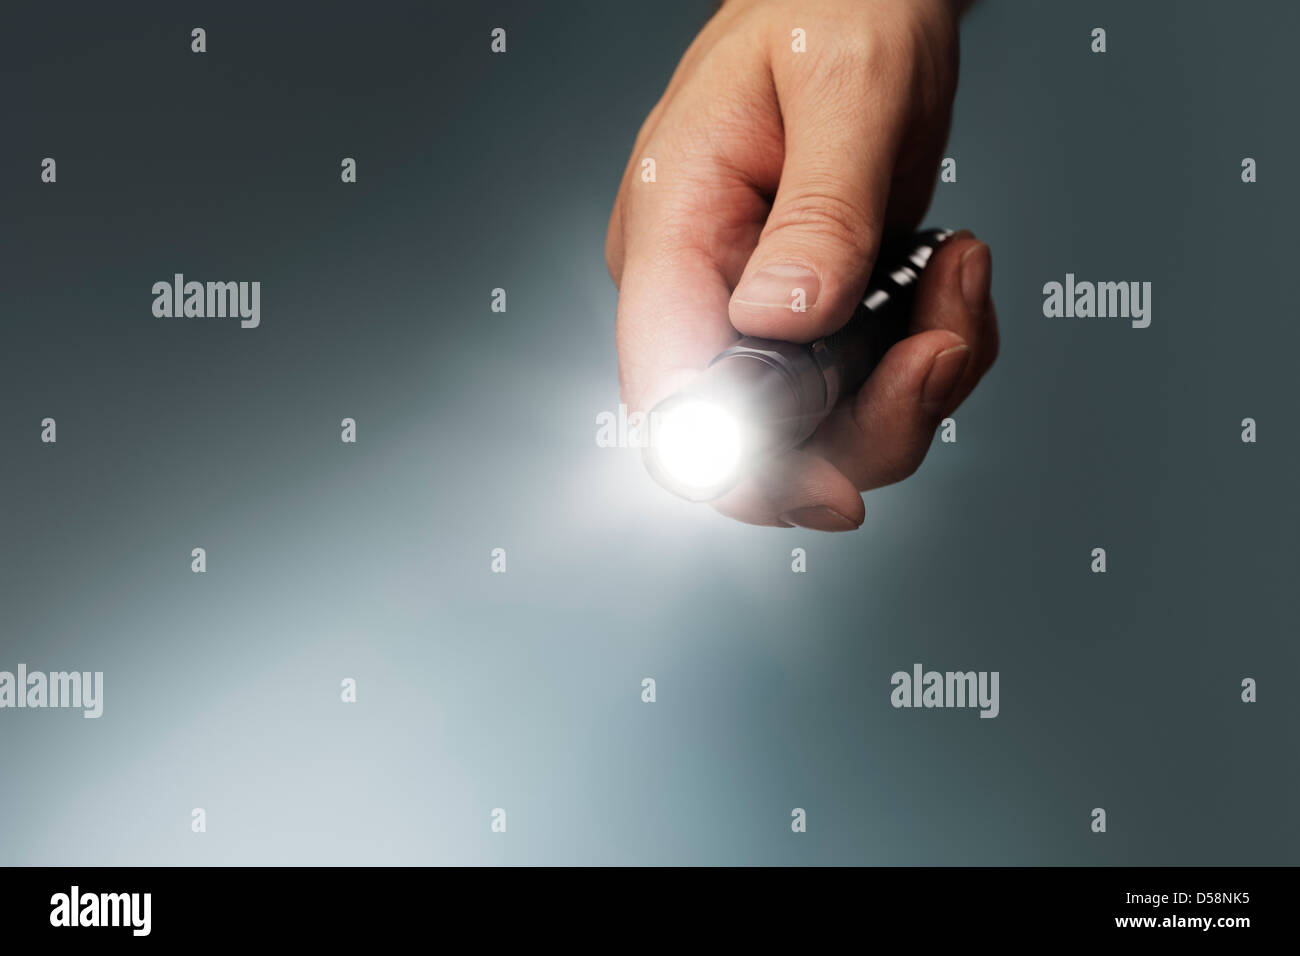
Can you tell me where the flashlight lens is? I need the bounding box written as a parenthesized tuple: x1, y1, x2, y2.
(652, 399, 743, 493)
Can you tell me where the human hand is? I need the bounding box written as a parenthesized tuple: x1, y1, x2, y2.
(606, 0, 998, 530)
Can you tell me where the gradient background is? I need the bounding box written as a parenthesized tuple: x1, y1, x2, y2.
(2, 0, 1296, 865)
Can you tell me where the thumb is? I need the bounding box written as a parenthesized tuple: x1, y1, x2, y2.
(728, 47, 908, 342)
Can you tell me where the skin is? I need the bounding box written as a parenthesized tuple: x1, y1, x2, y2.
(606, 0, 998, 531)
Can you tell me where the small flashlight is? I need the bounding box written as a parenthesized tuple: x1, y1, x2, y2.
(643, 228, 955, 501)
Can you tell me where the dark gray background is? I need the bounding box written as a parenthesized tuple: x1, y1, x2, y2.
(1, 0, 1295, 864)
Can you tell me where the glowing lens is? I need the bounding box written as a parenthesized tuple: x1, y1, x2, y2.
(652, 399, 743, 491)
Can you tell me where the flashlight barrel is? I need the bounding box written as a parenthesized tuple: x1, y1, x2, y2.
(710, 228, 954, 447)
(817, 227, 954, 403)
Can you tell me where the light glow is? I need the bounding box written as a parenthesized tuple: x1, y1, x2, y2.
(651, 399, 743, 492)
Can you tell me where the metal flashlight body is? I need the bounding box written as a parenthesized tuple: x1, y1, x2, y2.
(643, 228, 955, 502)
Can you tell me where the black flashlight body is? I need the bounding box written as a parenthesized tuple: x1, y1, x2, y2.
(819, 227, 956, 399)
(714, 227, 954, 447)
(644, 228, 955, 501)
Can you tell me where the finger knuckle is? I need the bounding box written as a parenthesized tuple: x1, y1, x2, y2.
(876, 446, 926, 487)
(766, 184, 879, 258)
(829, 18, 913, 80)
(860, 426, 931, 489)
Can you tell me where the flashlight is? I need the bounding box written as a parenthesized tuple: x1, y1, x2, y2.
(643, 228, 955, 501)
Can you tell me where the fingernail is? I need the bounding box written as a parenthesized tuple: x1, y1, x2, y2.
(921, 344, 970, 413)
(951, 228, 976, 240)
(959, 242, 991, 312)
(777, 505, 861, 532)
(732, 265, 820, 311)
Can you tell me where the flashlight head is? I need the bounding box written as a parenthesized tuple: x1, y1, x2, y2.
(641, 396, 746, 501)
(642, 340, 826, 502)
